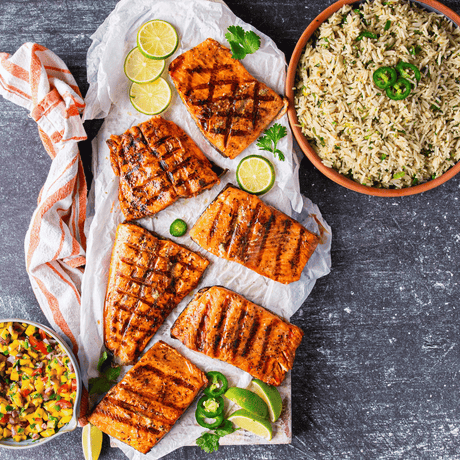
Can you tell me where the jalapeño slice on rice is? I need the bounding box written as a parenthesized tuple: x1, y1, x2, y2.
(386, 78, 412, 100)
(373, 67, 397, 89)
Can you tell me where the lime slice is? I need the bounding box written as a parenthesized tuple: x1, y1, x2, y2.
(124, 47, 165, 83)
(236, 155, 275, 195)
(170, 218, 187, 237)
(129, 78, 171, 115)
(137, 20, 179, 60)
(224, 387, 269, 419)
(228, 409, 273, 441)
(82, 424, 103, 460)
(250, 379, 283, 422)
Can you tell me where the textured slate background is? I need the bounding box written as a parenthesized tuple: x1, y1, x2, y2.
(1, 0, 460, 459)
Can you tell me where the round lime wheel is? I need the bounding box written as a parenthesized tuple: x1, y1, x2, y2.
(137, 20, 179, 60)
(236, 155, 275, 195)
(129, 78, 171, 115)
(124, 47, 165, 83)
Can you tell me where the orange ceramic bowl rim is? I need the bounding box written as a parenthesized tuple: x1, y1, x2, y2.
(286, 0, 460, 197)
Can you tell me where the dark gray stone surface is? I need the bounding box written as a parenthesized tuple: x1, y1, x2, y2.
(1, 0, 460, 459)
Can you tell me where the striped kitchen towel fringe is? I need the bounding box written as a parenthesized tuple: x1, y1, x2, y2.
(0, 42, 89, 421)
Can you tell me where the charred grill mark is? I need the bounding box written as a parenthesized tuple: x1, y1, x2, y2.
(220, 198, 241, 251)
(196, 300, 211, 352)
(207, 200, 224, 242)
(274, 219, 293, 279)
(241, 315, 260, 358)
(211, 295, 231, 357)
(98, 399, 163, 435)
(251, 81, 260, 128)
(237, 202, 261, 261)
(231, 309, 247, 356)
(253, 320, 274, 371)
(252, 211, 275, 266)
(222, 81, 238, 149)
(131, 364, 197, 393)
(289, 230, 305, 270)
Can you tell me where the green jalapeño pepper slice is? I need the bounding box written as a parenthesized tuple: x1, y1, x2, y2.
(204, 371, 228, 397)
(386, 78, 412, 100)
(395, 61, 421, 82)
(373, 67, 398, 89)
(196, 395, 225, 418)
(195, 408, 225, 429)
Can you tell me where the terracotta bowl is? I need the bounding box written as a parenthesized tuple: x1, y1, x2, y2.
(286, 0, 460, 196)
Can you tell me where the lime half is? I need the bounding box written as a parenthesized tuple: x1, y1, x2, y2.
(250, 379, 283, 422)
(137, 20, 179, 60)
(129, 78, 171, 115)
(224, 387, 269, 419)
(124, 47, 165, 83)
(236, 155, 275, 195)
(228, 409, 273, 441)
(82, 424, 103, 460)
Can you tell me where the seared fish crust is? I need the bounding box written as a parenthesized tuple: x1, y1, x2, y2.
(105, 222, 209, 365)
(88, 341, 208, 454)
(107, 116, 220, 221)
(169, 38, 287, 159)
(171, 286, 304, 386)
(190, 185, 320, 284)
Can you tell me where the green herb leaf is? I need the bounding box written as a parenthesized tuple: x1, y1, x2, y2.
(104, 366, 121, 382)
(215, 420, 238, 437)
(256, 123, 287, 161)
(393, 171, 405, 179)
(88, 376, 113, 395)
(384, 20, 391, 31)
(196, 432, 221, 453)
(97, 351, 108, 372)
(225, 26, 261, 60)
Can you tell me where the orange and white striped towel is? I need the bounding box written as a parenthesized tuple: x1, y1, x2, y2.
(0, 43, 88, 416)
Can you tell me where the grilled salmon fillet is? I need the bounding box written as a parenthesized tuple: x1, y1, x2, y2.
(171, 286, 303, 386)
(169, 38, 288, 159)
(88, 341, 208, 454)
(107, 116, 220, 220)
(105, 222, 209, 365)
(189, 185, 319, 284)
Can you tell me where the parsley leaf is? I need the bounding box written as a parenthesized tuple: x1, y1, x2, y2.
(256, 123, 287, 161)
(196, 432, 221, 453)
(214, 420, 238, 437)
(89, 351, 122, 395)
(97, 351, 108, 372)
(225, 25, 260, 60)
(88, 377, 113, 395)
(104, 366, 121, 382)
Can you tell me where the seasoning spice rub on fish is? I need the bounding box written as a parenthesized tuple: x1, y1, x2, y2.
(171, 286, 304, 386)
(190, 185, 320, 284)
(107, 116, 220, 221)
(169, 38, 288, 159)
(104, 222, 209, 365)
(88, 341, 208, 454)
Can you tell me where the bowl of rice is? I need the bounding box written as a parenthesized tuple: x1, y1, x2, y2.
(287, 0, 460, 196)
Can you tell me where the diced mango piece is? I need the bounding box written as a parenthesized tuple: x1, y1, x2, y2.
(25, 325, 36, 336)
(3, 427, 11, 438)
(10, 370, 19, 381)
(58, 415, 72, 427)
(40, 428, 55, 438)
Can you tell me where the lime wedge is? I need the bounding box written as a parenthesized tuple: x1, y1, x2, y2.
(129, 78, 171, 115)
(236, 155, 275, 195)
(82, 424, 103, 460)
(224, 387, 269, 419)
(228, 409, 273, 440)
(137, 20, 179, 60)
(124, 47, 165, 83)
(250, 379, 283, 422)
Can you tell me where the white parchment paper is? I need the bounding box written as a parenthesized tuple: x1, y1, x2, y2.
(79, 0, 332, 458)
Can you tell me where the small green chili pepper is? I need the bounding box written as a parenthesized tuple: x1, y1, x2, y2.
(204, 371, 228, 397)
(395, 61, 421, 82)
(195, 408, 225, 429)
(386, 78, 412, 100)
(357, 31, 378, 41)
(196, 395, 225, 418)
(373, 67, 398, 89)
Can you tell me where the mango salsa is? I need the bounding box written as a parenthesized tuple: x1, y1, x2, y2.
(0, 322, 77, 442)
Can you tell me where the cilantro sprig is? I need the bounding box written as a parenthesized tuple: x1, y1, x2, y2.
(225, 26, 261, 60)
(256, 123, 287, 161)
(196, 420, 238, 453)
(88, 351, 121, 395)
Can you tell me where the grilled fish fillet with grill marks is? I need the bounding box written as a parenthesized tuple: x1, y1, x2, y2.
(107, 116, 220, 221)
(190, 185, 320, 284)
(171, 286, 303, 386)
(105, 222, 209, 365)
(169, 38, 288, 159)
(88, 341, 208, 454)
